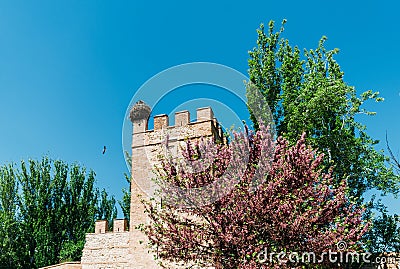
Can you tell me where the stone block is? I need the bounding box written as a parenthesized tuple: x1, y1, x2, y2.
(196, 107, 214, 121)
(113, 219, 128, 232)
(175, 110, 190, 126)
(95, 220, 108, 234)
(154, 114, 168, 130)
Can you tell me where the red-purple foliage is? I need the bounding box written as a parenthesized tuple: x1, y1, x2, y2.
(142, 126, 369, 269)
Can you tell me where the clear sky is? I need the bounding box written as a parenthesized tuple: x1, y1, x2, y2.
(0, 0, 399, 216)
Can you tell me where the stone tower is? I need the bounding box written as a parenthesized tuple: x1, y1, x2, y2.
(128, 100, 158, 268)
(128, 100, 224, 268)
(80, 101, 224, 269)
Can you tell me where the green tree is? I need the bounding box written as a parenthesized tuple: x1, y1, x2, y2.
(364, 201, 400, 253)
(0, 157, 118, 268)
(97, 189, 117, 231)
(247, 20, 400, 251)
(118, 151, 131, 226)
(0, 164, 29, 268)
(119, 174, 131, 225)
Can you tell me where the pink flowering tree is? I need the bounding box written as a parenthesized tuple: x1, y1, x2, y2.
(142, 125, 369, 269)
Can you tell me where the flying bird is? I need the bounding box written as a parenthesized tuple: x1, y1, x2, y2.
(102, 146, 107, 154)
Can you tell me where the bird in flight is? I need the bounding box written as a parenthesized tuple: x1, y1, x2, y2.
(102, 146, 107, 154)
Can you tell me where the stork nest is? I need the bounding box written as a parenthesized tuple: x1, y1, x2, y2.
(129, 100, 151, 122)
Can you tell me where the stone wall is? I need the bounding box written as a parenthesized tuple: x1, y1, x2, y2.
(81, 232, 131, 269)
(80, 220, 132, 269)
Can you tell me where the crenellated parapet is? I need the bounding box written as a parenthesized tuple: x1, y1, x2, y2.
(130, 104, 225, 148)
(151, 107, 213, 130)
(93, 219, 128, 234)
(80, 219, 130, 269)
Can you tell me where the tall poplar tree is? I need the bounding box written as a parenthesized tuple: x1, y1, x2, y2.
(246, 20, 400, 251)
(0, 157, 117, 269)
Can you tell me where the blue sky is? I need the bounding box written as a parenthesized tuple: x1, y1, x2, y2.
(0, 0, 399, 216)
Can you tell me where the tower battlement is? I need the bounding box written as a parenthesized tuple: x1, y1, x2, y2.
(93, 219, 128, 234)
(152, 106, 214, 130)
(129, 102, 224, 144)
